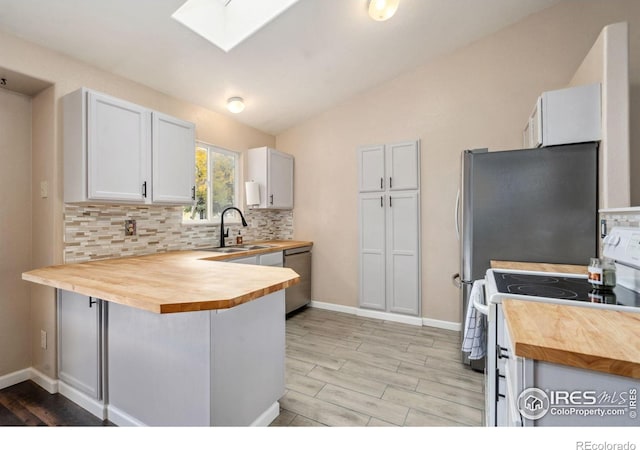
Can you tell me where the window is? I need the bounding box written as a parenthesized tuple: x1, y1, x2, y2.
(183, 143, 240, 223)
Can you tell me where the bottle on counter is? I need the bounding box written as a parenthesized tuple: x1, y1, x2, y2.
(587, 257, 616, 290)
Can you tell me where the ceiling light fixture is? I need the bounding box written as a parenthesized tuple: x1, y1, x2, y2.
(227, 97, 245, 113)
(368, 0, 399, 21)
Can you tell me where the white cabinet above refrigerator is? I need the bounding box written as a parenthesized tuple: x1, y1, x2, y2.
(523, 83, 601, 148)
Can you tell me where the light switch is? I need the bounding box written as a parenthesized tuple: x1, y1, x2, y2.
(40, 181, 48, 198)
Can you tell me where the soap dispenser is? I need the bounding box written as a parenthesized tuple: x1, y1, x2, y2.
(236, 231, 243, 245)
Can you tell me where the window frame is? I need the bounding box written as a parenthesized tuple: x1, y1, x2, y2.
(182, 142, 241, 225)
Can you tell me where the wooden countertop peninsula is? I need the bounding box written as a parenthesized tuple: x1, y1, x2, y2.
(22, 240, 312, 314)
(502, 300, 640, 379)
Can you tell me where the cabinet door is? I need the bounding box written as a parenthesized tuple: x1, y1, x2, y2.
(267, 149, 293, 209)
(358, 145, 385, 192)
(387, 141, 420, 191)
(152, 112, 195, 204)
(87, 91, 150, 202)
(58, 291, 102, 399)
(386, 191, 420, 316)
(359, 193, 386, 311)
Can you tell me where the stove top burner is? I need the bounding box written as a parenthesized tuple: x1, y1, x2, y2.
(492, 271, 640, 308)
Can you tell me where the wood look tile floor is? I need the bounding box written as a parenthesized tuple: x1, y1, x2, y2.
(0, 307, 484, 427)
(272, 307, 484, 427)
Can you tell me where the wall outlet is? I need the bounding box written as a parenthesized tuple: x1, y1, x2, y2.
(40, 181, 48, 198)
(125, 219, 136, 236)
(40, 330, 47, 349)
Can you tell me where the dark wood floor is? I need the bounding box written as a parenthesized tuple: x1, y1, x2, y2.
(0, 381, 111, 426)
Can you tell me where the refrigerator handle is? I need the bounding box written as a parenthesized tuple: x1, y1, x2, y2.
(455, 189, 461, 241)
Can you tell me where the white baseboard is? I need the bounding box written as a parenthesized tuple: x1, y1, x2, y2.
(107, 405, 147, 427)
(29, 368, 59, 394)
(309, 300, 461, 331)
(58, 381, 107, 420)
(250, 401, 280, 427)
(0, 367, 59, 394)
(0, 368, 31, 390)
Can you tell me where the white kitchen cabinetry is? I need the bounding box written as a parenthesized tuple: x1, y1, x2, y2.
(152, 112, 196, 204)
(228, 251, 283, 267)
(246, 147, 294, 209)
(523, 83, 601, 148)
(358, 140, 420, 192)
(63, 88, 195, 204)
(57, 291, 105, 417)
(358, 141, 421, 316)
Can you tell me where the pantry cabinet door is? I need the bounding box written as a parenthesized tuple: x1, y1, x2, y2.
(87, 91, 151, 202)
(386, 140, 420, 191)
(358, 145, 385, 192)
(359, 193, 387, 310)
(386, 191, 420, 316)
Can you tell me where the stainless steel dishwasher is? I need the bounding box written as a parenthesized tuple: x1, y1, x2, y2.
(283, 246, 312, 314)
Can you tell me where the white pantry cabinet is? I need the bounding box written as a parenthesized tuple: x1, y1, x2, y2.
(358, 140, 421, 316)
(358, 140, 420, 193)
(246, 147, 293, 209)
(63, 88, 195, 204)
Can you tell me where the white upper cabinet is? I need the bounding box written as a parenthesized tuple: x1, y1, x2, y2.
(246, 147, 294, 209)
(523, 83, 601, 148)
(358, 140, 420, 192)
(358, 145, 385, 192)
(152, 112, 196, 204)
(63, 88, 195, 204)
(87, 91, 151, 202)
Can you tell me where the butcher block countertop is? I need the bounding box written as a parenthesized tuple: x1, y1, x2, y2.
(22, 240, 312, 314)
(502, 300, 640, 379)
(491, 260, 588, 275)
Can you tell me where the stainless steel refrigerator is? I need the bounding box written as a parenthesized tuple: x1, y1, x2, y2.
(454, 143, 598, 371)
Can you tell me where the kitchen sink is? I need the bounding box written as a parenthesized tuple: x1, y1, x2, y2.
(197, 244, 277, 253)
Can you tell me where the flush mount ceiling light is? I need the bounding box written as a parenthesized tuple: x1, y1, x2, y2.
(368, 0, 399, 21)
(227, 97, 245, 113)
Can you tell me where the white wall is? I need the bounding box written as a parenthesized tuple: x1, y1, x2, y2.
(276, 0, 640, 324)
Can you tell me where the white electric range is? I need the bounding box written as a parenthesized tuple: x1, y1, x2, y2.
(472, 227, 640, 427)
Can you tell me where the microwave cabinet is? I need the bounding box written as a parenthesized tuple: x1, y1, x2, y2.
(523, 83, 601, 148)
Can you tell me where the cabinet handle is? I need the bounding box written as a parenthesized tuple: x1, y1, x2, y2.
(142, 181, 147, 198)
(390, 177, 393, 189)
(191, 186, 196, 200)
(380, 177, 383, 189)
(89, 297, 97, 308)
(270, 194, 274, 205)
(496, 368, 506, 400)
(380, 196, 383, 207)
(497, 345, 510, 359)
(389, 196, 392, 207)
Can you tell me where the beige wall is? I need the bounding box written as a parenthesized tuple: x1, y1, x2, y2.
(276, 0, 640, 324)
(0, 89, 32, 375)
(0, 30, 275, 378)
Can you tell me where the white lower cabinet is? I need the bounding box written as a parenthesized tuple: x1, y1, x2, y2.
(503, 312, 640, 427)
(358, 191, 420, 316)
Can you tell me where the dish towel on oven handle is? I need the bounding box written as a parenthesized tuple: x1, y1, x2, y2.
(461, 279, 486, 360)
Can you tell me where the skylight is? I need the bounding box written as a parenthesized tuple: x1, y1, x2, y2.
(172, 0, 301, 52)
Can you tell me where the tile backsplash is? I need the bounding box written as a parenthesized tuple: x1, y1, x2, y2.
(64, 204, 293, 263)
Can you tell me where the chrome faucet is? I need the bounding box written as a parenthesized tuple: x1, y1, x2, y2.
(219, 206, 248, 248)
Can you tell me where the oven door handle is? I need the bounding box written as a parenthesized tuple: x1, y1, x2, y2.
(471, 280, 489, 316)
